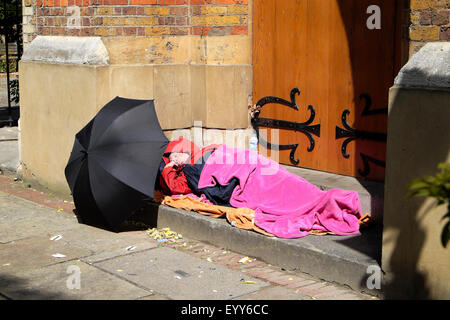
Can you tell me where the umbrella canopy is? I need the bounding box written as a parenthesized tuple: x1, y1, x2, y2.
(64, 97, 169, 231)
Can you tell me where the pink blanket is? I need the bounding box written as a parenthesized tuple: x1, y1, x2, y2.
(198, 145, 362, 238)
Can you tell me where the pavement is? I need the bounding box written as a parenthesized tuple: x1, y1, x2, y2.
(0, 125, 379, 302)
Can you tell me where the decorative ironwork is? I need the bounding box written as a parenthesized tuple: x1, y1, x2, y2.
(358, 153, 386, 177)
(251, 88, 321, 165)
(359, 93, 388, 116)
(0, 0, 22, 127)
(335, 109, 387, 158)
(335, 93, 387, 177)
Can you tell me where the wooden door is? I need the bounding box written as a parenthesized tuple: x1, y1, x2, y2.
(253, 0, 401, 181)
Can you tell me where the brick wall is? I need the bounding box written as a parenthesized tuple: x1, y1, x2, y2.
(23, 0, 248, 41)
(23, 1, 449, 59)
(408, 0, 450, 55)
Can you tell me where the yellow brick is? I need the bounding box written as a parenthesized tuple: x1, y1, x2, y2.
(103, 17, 128, 26)
(96, 7, 114, 15)
(95, 27, 114, 36)
(409, 26, 440, 41)
(190, 15, 214, 26)
(201, 6, 227, 15)
(214, 15, 240, 25)
(128, 17, 158, 26)
(410, 0, 448, 10)
(227, 6, 248, 14)
(410, 11, 421, 25)
(145, 26, 170, 36)
(145, 7, 169, 16)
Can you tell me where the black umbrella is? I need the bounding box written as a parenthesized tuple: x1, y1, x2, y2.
(64, 97, 169, 231)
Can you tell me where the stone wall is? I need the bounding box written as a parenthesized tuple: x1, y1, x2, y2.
(408, 0, 450, 55)
(18, 0, 253, 196)
(382, 42, 450, 299)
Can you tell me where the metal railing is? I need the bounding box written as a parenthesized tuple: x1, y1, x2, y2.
(0, 0, 22, 127)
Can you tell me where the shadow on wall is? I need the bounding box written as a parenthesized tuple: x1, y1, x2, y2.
(380, 66, 450, 299)
(333, 0, 449, 298)
(335, 0, 405, 183)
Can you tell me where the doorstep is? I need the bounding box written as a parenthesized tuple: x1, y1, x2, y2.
(133, 167, 385, 297)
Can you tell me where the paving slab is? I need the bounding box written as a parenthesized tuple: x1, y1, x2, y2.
(0, 141, 19, 174)
(0, 260, 151, 300)
(94, 247, 270, 300)
(0, 126, 18, 140)
(0, 194, 79, 243)
(0, 236, 92, 275)
(43, 222, 158, 263)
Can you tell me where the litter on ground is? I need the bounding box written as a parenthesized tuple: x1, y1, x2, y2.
(146, 227, 184, 243)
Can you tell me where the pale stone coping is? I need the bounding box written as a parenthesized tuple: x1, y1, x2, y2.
(21, 36, 110, 65)
(394, 42, 450, 89)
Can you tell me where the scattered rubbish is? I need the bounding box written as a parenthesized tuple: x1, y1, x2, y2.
(212, 290, 218, 293)
(56, 208, 64, 212)
(175, 270, 190, 277)
(238, 257, 250, 264)
(146, 227, 184, 243)
(52, 253, 66, 258)
(288, 277, 294, 281)
(206, 257, 213, 263)
(50, 235, 62, 241)
(117, 269, 123, 272)
(175, 276, 182, 280)
(126, 246, 136, 251)
(2, 263, 11, 267)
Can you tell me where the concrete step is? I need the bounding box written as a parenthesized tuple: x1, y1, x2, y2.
(133, 167, 384, 297)
(134, 204, 382, 297)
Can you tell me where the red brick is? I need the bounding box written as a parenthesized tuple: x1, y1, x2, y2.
(103, 0, 128, 5)
(115, 27, 123, 36)
(294, 282, 329, 297)
(440, 26, 450, 40)
(230, 25, 247, 35)
(189, 0, 212, 5)
(123, 26, 137, 35)
(215, 0, 247, 4)
(81, 27, 95, 36)
(130, 0, 157, 4)
(123, 6, 138, 15)
(137, 27, 145, 36)
(164, 0, 186, 4)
